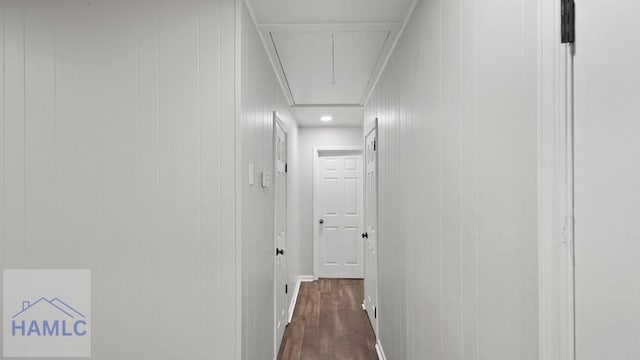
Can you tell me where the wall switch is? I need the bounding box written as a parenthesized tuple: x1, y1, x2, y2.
(262, 172, 271, 188)
(248, 163, 254, 186)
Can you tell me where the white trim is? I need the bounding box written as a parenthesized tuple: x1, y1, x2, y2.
(242, 0, 295, 106)
(537, 0, 575, 359)
(362, 0, 419, 106)
(258, 23, 402, 33)
(363, 120, 379, 337)
(257, 22, 402, 108)
(273, 112, 289, 358)
(364, 117, 378, 137)
(375, 339, 387, 360)
(287, 275, 314, 323)
(313, 146, 365, 279)
(234, 1, 243, 359)
(293, 103, 363, 108)
(274, 111, 288, 136)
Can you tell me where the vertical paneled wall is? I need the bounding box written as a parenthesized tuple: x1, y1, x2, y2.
(0, 0, 237, 358)
(239, 2, 300, 359)
(364, 0, 538, 359)
(574, 0, 640, 358)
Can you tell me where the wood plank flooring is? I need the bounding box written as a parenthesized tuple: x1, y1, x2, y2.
(277, 279, 378, 360)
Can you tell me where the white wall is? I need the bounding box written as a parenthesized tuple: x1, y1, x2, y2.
(574, 0, 640, 358)
(364, 0, 538, 358)
(297, 127, 363, 276)
(286, 126, 302, 288)
(0, 0, 237, 359)
(238, 2, 300, 359)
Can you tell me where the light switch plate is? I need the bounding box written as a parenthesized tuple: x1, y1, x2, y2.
(262, 171, 271, 188)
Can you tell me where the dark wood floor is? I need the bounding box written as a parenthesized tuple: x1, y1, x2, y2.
(277, 279, 378, 360)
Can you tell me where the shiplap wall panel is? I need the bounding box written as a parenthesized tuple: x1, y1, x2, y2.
(239, 2, 300, 359)
(135, 1, 161, 358)
(198, 0, 224, 357)
(441, 0, 463, 358)
(364, 0, 538, 359)
(574, 0, 640, 358)
(0, 1, 4, 272)
(460, 2, 480, 359)
(157, 1, 202, 358)
(0, 1, 238, 358)
(218, 1, 239, 357)
(24, 0, 57, 268)
(460, 0, 479, 359)
(4, 0, 26, 269)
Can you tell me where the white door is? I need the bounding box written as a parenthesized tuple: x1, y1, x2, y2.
(364, 127, 378, 333)
(274, 118, 288, 354)
(573, 1, 640, 358)
(314, 151, 364, 278)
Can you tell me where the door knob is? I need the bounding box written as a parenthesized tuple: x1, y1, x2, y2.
(362, 232, 368, 239)
(319, 219, 324, 224)
(276, 248, 285, 256)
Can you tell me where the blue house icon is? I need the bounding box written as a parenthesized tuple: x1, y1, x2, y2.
(12, 297, 85, 319)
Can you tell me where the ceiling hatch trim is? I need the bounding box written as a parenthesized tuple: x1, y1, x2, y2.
(292, 103, 363, 108)
(268, 32, 297, 104)
(260, 23, 402, 107)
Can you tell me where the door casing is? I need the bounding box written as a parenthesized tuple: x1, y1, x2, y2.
(273, 112, 289, 357)
(538, 0, 575, 359)
(313, 146, 364, 279)
(363, 119, 379, 336)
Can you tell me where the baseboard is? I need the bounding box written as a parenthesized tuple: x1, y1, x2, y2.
(375, 338, 386, 360)
(288, 275, 314, 323)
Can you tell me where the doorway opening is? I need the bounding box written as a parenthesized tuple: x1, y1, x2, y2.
(313, 147, 364, 279)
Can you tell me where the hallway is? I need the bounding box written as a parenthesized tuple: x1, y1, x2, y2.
(278, 279, 377, 360)
(0, 0, 639, 359)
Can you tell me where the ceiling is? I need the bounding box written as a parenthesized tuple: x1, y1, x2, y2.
(270, 28, 390, 105)
(248, 0, 415, 24)
(292, 107, 364, 128)
(247, 0, 416, 127)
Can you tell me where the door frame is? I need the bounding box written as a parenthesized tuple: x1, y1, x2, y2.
(312, 146, 364, 279)
(363, 118, 379, 336)
(273, 111, 288, 358)
(538, 0, 575, 359)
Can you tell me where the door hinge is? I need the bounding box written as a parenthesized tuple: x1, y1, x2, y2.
(561, 0, 575, 44)
(285, 284, 288, 294)
(373, 139, 377, 151)
(285, 163, 288, 173)
(374, 307, 377, 319)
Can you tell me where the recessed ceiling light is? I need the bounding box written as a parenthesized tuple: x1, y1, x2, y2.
(321, 116, 333, 122)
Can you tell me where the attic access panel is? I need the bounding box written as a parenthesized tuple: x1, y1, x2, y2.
(271, 30, 390, 105)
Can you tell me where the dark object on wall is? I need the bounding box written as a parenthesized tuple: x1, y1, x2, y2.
(562, 0, 575, 43)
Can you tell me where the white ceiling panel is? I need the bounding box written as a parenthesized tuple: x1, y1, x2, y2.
(247, 0, 416, 126)
(272, 30, 390, 105)
(293, 107, 363, 128)
(247, 0, 415, 24)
